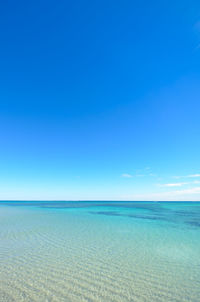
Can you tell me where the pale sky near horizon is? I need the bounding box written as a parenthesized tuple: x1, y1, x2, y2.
(0, 0, 200, 201)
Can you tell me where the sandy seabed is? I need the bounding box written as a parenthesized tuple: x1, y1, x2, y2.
(0, 201, 200, 302)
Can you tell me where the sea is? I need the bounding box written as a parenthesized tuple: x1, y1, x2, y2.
(0, 201, 200, 301)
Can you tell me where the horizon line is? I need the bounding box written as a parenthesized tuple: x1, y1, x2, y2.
(0, 200, 200, 202)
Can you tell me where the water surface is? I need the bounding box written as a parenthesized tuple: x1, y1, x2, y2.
(0, 201, 200, 301)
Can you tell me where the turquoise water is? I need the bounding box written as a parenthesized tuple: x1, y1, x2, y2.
(0, 201, 200, 301)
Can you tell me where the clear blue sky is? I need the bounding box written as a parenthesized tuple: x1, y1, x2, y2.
(0, 0, 200, 200)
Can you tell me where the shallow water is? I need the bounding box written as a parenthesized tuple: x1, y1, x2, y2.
(0, 201, 200, 301)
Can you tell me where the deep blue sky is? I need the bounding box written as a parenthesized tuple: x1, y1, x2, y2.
(0, 0, 200, 200)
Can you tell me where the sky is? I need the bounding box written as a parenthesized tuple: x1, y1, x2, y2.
(0, 0, 200, 201)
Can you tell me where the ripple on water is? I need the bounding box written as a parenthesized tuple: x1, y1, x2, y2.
(0, 203, 200, 301)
